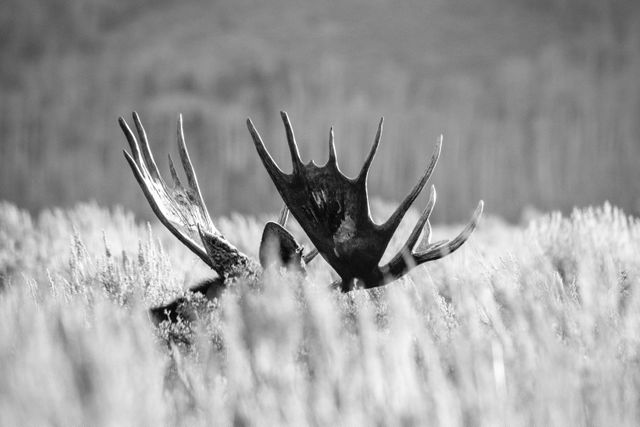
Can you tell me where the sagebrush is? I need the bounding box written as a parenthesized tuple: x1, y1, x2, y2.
(1, 201, 639, 426)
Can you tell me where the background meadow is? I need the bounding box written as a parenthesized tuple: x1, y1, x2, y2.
(2, 0, 640, 425)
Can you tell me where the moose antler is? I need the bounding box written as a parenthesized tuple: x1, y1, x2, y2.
(120, 112, 258, 280)
(247, 112, 483, 292)
(121, 110, 482, 308)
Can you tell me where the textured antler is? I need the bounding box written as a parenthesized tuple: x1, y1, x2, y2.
(248, 112, 483, 291)
(121, 112, 261, 281)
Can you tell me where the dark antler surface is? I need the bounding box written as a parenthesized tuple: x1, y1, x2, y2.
(248, 112, 483, 291)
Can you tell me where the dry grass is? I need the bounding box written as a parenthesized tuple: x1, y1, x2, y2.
(1, 201, 639, 426)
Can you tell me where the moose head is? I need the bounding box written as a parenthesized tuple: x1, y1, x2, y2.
(119, 112, 483, 321)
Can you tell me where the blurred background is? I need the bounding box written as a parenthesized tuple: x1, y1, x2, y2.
(0, 0, 639, 223)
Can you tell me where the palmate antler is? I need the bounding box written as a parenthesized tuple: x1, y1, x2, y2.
(247, 112, 483, 292)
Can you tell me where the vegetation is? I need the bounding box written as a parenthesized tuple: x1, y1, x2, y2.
(1, 200, 639, 425)
(1, 0, 639, 424)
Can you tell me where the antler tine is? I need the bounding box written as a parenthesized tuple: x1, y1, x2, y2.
(122, 149, 212, 268)
(418, 220, 432, 250)
(119, 117, 143, 169)
(381, 135, 442, 235)
(280, 111, 303, 172)
(357, 117, 383, 183)
(327, 126, 337, 166)
(404, 185, 436, 251)
(415, 200, 484, 263)
(247, 118, 288, 185)
(176, 114, 214, 230)
(379, 199, 482, 288)
(382, 186, 436, 276)
(132, 112, 162, 181)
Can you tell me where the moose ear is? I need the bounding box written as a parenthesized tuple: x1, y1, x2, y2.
(259, 222, 305, 271)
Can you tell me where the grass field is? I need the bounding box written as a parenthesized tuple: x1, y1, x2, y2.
(2, 1, 640, 424)
(1, 200, 639, 426)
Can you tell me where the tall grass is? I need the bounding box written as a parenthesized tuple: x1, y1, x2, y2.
(1, 201, 639, 425)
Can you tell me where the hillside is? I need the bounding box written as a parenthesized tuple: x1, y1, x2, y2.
(1, 0, 639, 221)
